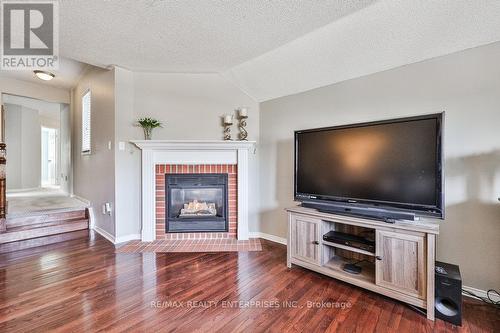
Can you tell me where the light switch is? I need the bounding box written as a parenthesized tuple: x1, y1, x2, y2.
(103, 203, 112, 216)
(119, 141, 125, 151)
(108, 141, 112, 150)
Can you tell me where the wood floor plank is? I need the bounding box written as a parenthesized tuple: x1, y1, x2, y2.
(0, 231, 498, 332)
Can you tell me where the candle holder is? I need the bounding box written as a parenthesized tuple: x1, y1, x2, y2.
(223, 122, 233, 141)
(223, 114, 233, 141)
(238, 115, 248, 141)
(237, 107, 249, 141)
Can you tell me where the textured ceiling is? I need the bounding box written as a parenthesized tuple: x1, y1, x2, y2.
(225, 0, 500, 101)
(59, 0, 377, 71)
(27, 0, 500, 99)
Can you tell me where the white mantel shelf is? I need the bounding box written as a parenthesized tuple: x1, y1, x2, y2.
(132, 140, 256, 150)
(132, 140, 256, 242)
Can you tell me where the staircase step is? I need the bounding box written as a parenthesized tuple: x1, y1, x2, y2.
(6, 209, 87, 228)
(7, 217, 88, 232)
(0, 219, 89, 244)
(0, 229, 89, 254)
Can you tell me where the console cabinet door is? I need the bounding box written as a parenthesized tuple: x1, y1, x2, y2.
(290, 215, 321, 265)
(375, 230, 426, 299)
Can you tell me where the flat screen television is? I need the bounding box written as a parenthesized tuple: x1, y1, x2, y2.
(294, 113, 444, 221)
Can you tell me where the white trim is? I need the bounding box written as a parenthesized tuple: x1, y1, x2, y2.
(154, 150, 237, 165)
(131, 140, 256, 242)
(115, 234, 141, 244)
(237, 148, 249, 240)
(92, 222, 140, 245)
(131, 140, 255, 151)
(250, 232, 287, 245)
(87, 206, 96, 229)
(462, 285, 500, 303)
(141, 149, 155, 241)
(92, 225, 115, 244)
(70, 194, 91, 207)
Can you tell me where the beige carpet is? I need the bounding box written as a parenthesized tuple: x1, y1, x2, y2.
(6, 188, 87, 216)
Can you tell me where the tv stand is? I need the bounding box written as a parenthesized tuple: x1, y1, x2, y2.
(286, 206, 439, 320)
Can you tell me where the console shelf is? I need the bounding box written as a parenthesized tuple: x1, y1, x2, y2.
(286, 206, 439, 321)
(322, 240, 375, 257)
(323, 256, 375, 284)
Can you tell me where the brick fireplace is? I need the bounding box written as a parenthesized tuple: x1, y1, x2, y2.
(156, 164, 237, 240)
(132, 140, 254, 242)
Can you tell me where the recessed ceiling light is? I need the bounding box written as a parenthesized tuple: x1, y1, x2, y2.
(34, 70, 55, 81)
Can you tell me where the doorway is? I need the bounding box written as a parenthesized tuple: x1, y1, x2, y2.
(2, 93, 73, 215)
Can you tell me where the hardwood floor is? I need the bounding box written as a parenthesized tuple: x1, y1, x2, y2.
(0, 231, 498, 332)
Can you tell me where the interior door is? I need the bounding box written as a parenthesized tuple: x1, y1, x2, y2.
(375, 230, 426, 299)
(290, 214, 321, 265)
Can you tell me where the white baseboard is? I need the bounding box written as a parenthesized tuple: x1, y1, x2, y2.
(92, 224, 140, 245)
(92, 225, 115, 244)
(6, 187, 41, 193)
(249, 232, 287, 245)
(71, 194, 91, 206)
(462, 285, 500, 303)
(115, 234, 141, 244)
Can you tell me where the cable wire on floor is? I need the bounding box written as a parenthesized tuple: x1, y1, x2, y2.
(462, 289, 500, 308)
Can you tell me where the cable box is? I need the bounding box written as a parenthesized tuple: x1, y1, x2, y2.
(323, 231, 375, 253)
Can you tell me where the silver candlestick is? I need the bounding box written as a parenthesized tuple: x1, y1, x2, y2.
(224, 123, 232, 140)
(238, 115, 248, 141)
(237, 107, 249, 141)
(223, 114, 233, 141)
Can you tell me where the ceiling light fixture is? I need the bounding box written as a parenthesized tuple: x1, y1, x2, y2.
(33, 70, 55, 81)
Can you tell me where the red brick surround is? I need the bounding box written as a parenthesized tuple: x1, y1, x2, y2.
(155, 164, 237, 240)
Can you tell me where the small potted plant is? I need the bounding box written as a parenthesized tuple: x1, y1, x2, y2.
(137, 117, 163, 140)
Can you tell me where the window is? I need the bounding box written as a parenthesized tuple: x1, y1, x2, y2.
(81, 90, 91, 154)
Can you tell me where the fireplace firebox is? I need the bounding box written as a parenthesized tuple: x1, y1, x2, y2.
(166, 173, 228, 233)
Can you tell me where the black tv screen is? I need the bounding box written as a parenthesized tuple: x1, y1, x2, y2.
(295, 113, 443, 218)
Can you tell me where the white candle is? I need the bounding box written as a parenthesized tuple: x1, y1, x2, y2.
(238, 107, 248, 117)
(224, 114, 233, 124)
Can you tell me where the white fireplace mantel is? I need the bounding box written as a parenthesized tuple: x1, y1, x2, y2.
(131, 140, 256, 241)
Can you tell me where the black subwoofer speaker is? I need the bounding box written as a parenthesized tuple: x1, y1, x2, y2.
(435, 261, 462, 326)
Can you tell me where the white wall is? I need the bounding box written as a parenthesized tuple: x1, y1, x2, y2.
(111, 71, 260, 240)
(21, 106, 41, 189)
(0, 76, 70, 104)
(132, 73, 259, 142)
(259, 42, 500, 291)
(5, 104, 22, 189)
(72, 67, 115, 236)
(5, 103, 41, 190)
(114, 67, 140, 240)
